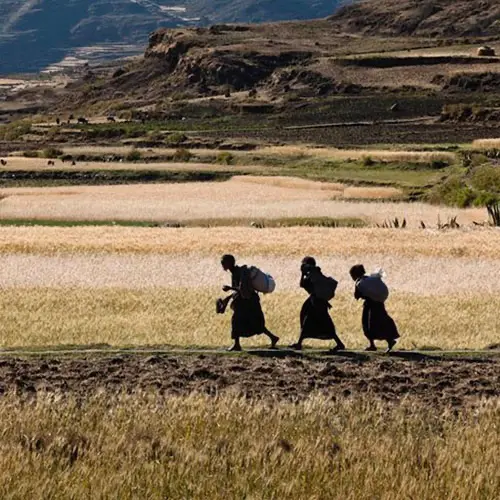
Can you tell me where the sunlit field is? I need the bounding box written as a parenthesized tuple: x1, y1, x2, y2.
(0, 226, 498, 350)
(0, 177, 486, 225)
(0, 394, 498, 499)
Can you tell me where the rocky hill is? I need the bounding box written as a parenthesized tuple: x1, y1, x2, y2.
(0, 0, 344, 74)
(329, 0, 500, 37)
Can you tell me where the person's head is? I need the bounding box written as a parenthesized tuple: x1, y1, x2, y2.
(301, 256, 316, 273)
(350, 264, 366, 281)
(221, 254, 236, 272)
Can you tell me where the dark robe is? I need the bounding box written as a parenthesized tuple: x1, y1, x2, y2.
(230, 266, 266, 339)
(355, 280, 399, 342)
(299, 269, 339, 340)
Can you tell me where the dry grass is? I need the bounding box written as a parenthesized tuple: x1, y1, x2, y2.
(472, 138, 500, 149)
(0, 393, 498, 499)
(0, 288, 498, 350)
(0, 226, 498, 259)
(254, 145, 457, 163)
(38, 145, 457, 164)
(0, 178, 482, 224)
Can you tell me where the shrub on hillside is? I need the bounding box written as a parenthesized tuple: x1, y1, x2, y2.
(125, 149, 141, 162)
(216, 152, 234, 165)
(173, 148, 193, 162)
(42, 147, 64, 159)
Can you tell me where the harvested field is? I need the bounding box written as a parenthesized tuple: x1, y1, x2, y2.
(0, 178, 483, 225)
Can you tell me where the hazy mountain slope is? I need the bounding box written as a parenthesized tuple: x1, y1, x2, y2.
(184, 0, 341, 23)
(0, 0, 345, 74)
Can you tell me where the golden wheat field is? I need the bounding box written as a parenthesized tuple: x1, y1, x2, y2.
(0, 394, 498, 500)
(0, 226, 499, 349)
(0, 177, 486, 225)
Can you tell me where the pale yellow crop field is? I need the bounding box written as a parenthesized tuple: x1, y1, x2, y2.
(472, 138, 500, 149)
(0, 177, 484, 225)
(1, 155, 265, 173)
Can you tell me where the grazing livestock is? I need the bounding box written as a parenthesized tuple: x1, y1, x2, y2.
(0, 159, 7, 166)
(77, 117, 89, 124)
(107, 116, 116, 122)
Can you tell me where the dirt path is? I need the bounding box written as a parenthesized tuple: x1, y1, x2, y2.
(2, 350, 498, 407)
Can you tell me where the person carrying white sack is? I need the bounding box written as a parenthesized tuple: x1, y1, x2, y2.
(217, 254, 279, 352)
(349, 264, 400, 352)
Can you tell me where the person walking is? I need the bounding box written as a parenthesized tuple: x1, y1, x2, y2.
(349, 264, 399, 352)
(290, 256, 345, 352)
(219, 254, 279, 352)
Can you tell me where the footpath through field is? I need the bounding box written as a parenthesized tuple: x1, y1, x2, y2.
(1, 348, 498, 407)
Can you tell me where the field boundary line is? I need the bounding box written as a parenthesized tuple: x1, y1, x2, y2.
(0, 347, 498, 358)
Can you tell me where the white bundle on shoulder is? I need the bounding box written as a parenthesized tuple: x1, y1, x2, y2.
(358, 268, 389, 303)
(370, 268, 386, 280)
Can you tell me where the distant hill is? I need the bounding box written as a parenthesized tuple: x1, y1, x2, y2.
(329, 0, 500, 37)
(0, 0, 346, 74)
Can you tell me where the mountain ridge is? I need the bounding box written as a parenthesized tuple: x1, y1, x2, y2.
(0, 0, 345, 74)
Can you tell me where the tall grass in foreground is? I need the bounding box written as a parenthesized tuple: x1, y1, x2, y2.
(0, 394, 497, 499)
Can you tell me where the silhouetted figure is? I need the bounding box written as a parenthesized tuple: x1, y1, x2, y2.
(350, 264, 399, 352)
(0, 159, 7, 166)
(219, 254, 279, 352)
(56, 117, 61, 125)
(290, 257, 345, 352)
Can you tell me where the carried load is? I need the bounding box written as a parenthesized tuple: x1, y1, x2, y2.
(357, 269, 389, 303)
(248, 266, 276, 294)
(309, 268, 338, 301)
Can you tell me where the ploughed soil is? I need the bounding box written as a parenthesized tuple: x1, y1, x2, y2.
(1, 352, 499, 407)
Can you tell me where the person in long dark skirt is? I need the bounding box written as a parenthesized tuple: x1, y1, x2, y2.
(289, 257, 345, 352)
(220, 254, 279, 352)
(349, 264, 400, 352)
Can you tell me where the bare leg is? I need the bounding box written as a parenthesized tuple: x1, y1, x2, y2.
(386, 338, 397, 352)
(263, 328, 279, 348)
